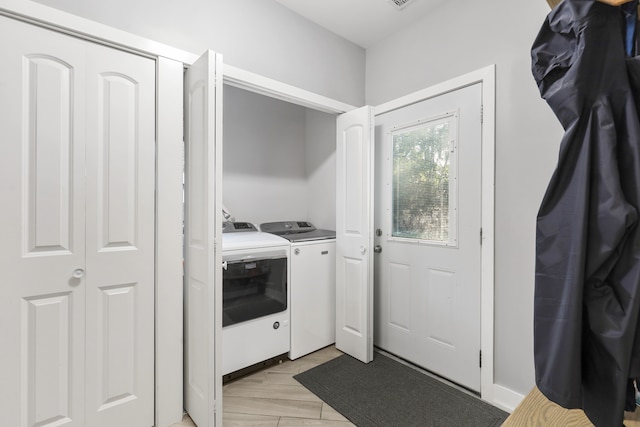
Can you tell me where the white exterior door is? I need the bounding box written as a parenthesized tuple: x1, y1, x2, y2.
(335, 106, 374, 363)
(184, 50, 224, 427)
(0, 16, 155, 426)
(374, 84, 483, 391)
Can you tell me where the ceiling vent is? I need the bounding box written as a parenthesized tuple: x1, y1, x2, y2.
(387, 0, 415, 10)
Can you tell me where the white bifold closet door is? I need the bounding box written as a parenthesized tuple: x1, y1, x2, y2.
(0, 16, 156, 427)
(183, 49, 224, 427)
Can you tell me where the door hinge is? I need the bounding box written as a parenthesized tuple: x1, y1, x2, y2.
(480, 105, 484, 124)
(479, 350, 482, 368)
(480, 228, 483, 245)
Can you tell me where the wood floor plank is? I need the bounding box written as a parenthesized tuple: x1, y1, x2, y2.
(321, 404, 351, 422)
(230, 370, 268, 385)
(278, 418, 355, 426)
(294, 360, 325, 373)
(168, 414, 196, 426)
(224, 396, 323, 419)
(263, 371, 304, 386)
(263, 359, 307, 375)
(301, 346, 344, 365)
(221, 413, 280, 427)
(224, 382, 322, 402)
(502, 387, 640, 427)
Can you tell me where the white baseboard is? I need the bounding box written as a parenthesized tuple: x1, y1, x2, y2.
(492, 384, 527, 413)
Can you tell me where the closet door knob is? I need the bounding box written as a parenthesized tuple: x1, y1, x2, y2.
(72, 268, 85, 279)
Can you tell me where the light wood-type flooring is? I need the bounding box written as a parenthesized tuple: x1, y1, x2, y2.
(170, 345, 356, 427)
(170, 346, 640, 427)
(502, 386, 640, 427)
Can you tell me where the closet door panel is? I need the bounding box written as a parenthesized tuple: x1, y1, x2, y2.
(96, 73, 139, 249)
(22, 293, 74, 426)
(25, 55, 75, 254)
(84, 43, 156, 427)
(0, 17, 87, 427)
(95, 284, 137, 406)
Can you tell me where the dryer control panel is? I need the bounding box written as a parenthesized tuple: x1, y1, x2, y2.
(261, 221, 316, 234)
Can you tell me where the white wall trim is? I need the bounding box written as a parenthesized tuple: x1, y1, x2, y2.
(224, 64, 357, 114)
(0, 0, 198, 64)
(492, 384, 526, 413)
(213, 53, 225, 427)
(373, 64, 497, 407)
(479, 65, 497, 408)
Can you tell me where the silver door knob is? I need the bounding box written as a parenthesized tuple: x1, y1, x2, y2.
(294, 248, 300, 255)
(374, 245, 382, 253)
(72, 268, 85, 279)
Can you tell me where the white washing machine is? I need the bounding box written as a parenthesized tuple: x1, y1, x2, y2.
(260, 221, 336, 359)
(221, 222, 291, 375)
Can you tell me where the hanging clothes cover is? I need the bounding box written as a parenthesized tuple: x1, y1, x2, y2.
(532, 0, 640, 426)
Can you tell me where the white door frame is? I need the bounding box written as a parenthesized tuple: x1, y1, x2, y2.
(372, 65, 496, 402)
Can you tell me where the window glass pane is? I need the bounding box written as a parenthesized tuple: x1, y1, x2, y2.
(392, 119, 451, 242)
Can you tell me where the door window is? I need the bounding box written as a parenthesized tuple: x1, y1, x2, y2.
(390, 112, 458, 246)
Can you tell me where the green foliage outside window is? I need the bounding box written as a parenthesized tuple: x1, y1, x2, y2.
(392, 121, 450, 242)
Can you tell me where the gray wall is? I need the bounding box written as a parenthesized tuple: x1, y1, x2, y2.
(365, 0, 563, 395)
(31, 0, 365, 107)
(223, 85, 336, 229)
(304, 109, 337, 230)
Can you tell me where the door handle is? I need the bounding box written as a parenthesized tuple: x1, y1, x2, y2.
(360, 246, 366, 255)
(72, 268, 85, 279)
(374, 245, 382, 253)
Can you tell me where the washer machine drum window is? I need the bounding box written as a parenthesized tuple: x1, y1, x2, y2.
(222, 256, 287, 327)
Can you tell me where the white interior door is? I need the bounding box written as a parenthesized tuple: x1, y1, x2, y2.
(335, 106, 374, 363)
(374, 84, 482, 391)
(0, 17, 87, 427)
(84, 43, 156, 427)
(184, 50, 224, 427)
(0, 16, 156, 426)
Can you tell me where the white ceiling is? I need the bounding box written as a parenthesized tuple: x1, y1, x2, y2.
(274, 0, 446, 49)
